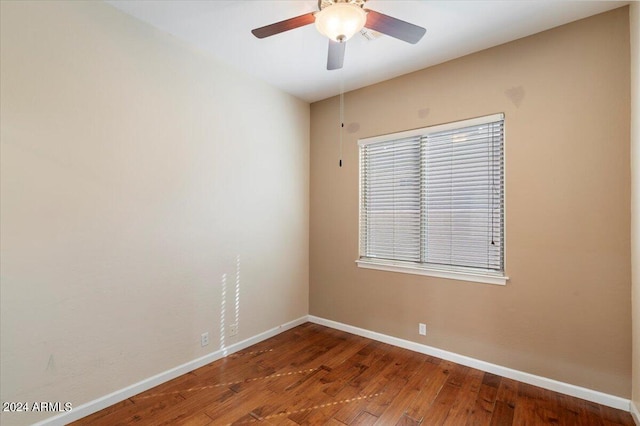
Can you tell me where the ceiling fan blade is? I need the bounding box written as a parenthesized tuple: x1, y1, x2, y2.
(327, 40, 345, 70)
(251, 13, 316, 39)
(364, 10, 426, 44)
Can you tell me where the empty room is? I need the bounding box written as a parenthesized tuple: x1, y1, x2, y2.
(1, 0, 638, 425)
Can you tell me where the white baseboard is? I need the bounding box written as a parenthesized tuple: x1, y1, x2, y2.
(34, 316, 308, 426)
(631, 400, 640, 425)
(308, 315, 632, 413)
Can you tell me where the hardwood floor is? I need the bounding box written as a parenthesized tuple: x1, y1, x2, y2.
(71, 323, 635, 425)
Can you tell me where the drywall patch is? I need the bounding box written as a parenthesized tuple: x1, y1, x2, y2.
(505, 86, 525, 107)
(346, 122, 360, 133)
(418, 108, 430, 119)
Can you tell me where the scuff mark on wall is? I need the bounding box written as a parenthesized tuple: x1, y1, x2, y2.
(346, 122, 360, 133)
(418, 108, 430, 119)
(46, 354, 56, 373)
(505, 86, 525, 107)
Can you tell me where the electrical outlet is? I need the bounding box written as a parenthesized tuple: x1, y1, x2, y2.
(201, 332, 209, 347)
(229, 323, 238, 336)
(419, 323, 427, 336)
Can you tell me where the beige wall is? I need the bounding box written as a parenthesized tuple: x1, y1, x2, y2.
(0, 1, 309, 425)
(631, 1, 640, 419)
(310, 7, 631, 397)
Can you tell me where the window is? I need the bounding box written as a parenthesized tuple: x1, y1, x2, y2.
(357, 113, 507, 285)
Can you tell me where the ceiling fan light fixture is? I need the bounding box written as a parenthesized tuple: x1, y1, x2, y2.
(314, 3, 367, 42)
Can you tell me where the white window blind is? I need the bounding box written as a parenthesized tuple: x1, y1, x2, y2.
(359, 136, 422, 262)
(359, 114, 505, 280)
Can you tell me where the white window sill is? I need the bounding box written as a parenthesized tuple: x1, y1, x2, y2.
(355, 259, 509, 286)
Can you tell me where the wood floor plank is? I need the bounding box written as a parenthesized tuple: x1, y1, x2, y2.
(403, 359, 455, 421)
(512, 382, 562, 426)
(331, 346, 417, 424)
(420, 363, 469, 424)
(489, 376, 518, 426)
(394, 413, 420, 426)
(130, 391, 228, 426)
(576, 399, 607, 426)
(350, 410, 378, 425)
(442, 367, 485, 425)
(286, 367, 369, 425)
(600, 404, 636, 426)
(320, 342, 380, 398)
(171, 412, 214, 426)
(323, 419, 348, 426)
(554, 393, 585, 426)
(372, 358, 440, 425)
(71, 323, 635, 426)
(299, 332, 370, 370)
(242, 369, 333, 423)
(267, 417, 302, 426)
(304, 359, 389, 424)
(465, 372, 501, 426)
(73, 393, 186, 426)
(275, 368, 344, 423)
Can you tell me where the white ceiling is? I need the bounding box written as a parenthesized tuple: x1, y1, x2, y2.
(106, 0, 628, 103)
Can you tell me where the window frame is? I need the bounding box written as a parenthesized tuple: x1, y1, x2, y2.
(356, 113, 508, 286)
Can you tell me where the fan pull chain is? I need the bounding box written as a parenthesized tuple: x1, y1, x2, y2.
(339, 71, 345, 168)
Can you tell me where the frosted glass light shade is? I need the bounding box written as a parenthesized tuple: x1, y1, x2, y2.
(315, 3, 367, 42)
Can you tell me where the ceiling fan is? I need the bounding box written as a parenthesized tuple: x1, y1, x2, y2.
(251, 0, 426, 70)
